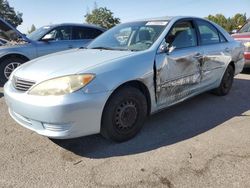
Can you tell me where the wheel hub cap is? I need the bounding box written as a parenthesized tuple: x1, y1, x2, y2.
(115, 101, 138, 130)
(4, 62, 21, 79)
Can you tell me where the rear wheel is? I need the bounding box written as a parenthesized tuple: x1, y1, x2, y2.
(212, 64, 234, 96)
(0, 57, 26, 84)
(101, 86, 147, 142)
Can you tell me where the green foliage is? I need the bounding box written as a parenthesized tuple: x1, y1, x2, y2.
(28, 24, 36, 34)
(85, 7, 120, 29)
(231, 13, 247, 29)
(206, 13, 247, 32)
(0, 0, 23, 27)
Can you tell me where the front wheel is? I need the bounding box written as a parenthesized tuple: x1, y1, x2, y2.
(212, 64, 234, 96)
(0, 57, 26, 84)
(101, 86, 148, 142)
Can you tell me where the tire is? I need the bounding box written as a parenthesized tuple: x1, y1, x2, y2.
(212, 64, 234, 96)
(0, 57, 26, 84)
(101, 86, 148, 142)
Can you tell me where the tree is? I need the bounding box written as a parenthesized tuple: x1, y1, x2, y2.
(206, 13, 247, 32)
(85, 7, 120, 29)
(28, 24, 36, 34)
(0, 0, 23, 27)
(207, 14, 229, 30)
(231, 13, 247, 30)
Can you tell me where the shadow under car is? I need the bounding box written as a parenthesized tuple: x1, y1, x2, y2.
(52, 77, 250, 159)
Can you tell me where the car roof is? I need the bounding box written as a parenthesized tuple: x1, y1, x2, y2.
(42, 23, 106, 31)
(130, 16, 233, 42)
(134, 16, 200, 22)
(132, 16, 225, 24)
(139, 16, 174, 21)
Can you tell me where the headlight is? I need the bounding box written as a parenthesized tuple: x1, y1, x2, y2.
(244, 42, 250, 48)
(28, 74, 95, 96)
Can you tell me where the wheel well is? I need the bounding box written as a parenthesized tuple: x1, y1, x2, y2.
(106, 80, 152, 116)
(229, 61, 235, 72)
(0, 54, 30, 63)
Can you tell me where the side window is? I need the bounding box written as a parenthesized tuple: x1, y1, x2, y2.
(91, 29, 103, 38)
(197, 20, 220, 45)
(219, 32, 227, 43)
(43, 26, 71, 41)
(166, 21, 197, 49)
(239, 22, 250, 33)
(72, 27, 103, 40)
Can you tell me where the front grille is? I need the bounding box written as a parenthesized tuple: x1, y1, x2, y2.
(12, 77, 36, 92)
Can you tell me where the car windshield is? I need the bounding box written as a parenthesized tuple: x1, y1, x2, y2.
(27, 26, 52, 41)
(239, 22, 250, 33)
(88, 21, 168, 51)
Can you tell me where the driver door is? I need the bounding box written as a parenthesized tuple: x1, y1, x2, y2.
(36, 26, 73, 57)
(155, 20, 203, 107)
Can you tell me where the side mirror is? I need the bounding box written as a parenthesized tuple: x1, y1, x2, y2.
(158, 42, 176, 54)
(159, 42, 169, 53)
(41, 34, 55, 42)
(231, 29, 238, 34)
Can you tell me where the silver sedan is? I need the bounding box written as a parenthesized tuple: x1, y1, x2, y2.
(4, 16, 245, 142)
(0, 18, 105, 84)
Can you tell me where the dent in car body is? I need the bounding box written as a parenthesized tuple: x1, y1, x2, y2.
(153, 21, 244, 108)
(155, 48, 202, 106)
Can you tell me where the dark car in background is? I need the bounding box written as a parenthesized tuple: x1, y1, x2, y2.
(0, 17, 106, 83)
(232, 20, 250, 68)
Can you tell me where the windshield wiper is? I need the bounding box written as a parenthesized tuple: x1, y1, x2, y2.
(91, 46, 140, 52)
(115, 48, 138, 52)
(128, 49, 140, 52)
(91, 46, 116, 50)
(79, 46, 87, 49)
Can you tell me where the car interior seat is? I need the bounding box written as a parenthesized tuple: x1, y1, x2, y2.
(55, 30, 64, 40)
(139, 30, 151, 42)
(172, 29, 195, 48)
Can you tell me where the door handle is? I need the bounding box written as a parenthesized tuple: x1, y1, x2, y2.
(194, 53, 203, 66)
(194, 53, 203, 59)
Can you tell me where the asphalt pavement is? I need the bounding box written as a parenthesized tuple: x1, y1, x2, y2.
(0, 72, 250, 188)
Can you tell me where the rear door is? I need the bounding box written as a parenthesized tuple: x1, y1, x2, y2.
(71, 26, 103, 48)
(155, 19, 203, 107)
(194, 19, 230, 89)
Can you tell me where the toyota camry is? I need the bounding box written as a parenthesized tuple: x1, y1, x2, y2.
(4, 16, 245, 142)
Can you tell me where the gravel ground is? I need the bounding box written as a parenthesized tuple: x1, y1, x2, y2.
(0, 72, 250, 188)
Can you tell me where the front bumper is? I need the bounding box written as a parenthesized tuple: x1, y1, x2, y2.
(4, 81, 110, 139)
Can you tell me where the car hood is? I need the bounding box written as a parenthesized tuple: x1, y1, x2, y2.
(0, 17, 31, 44)
(13, 49, 134, 82)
